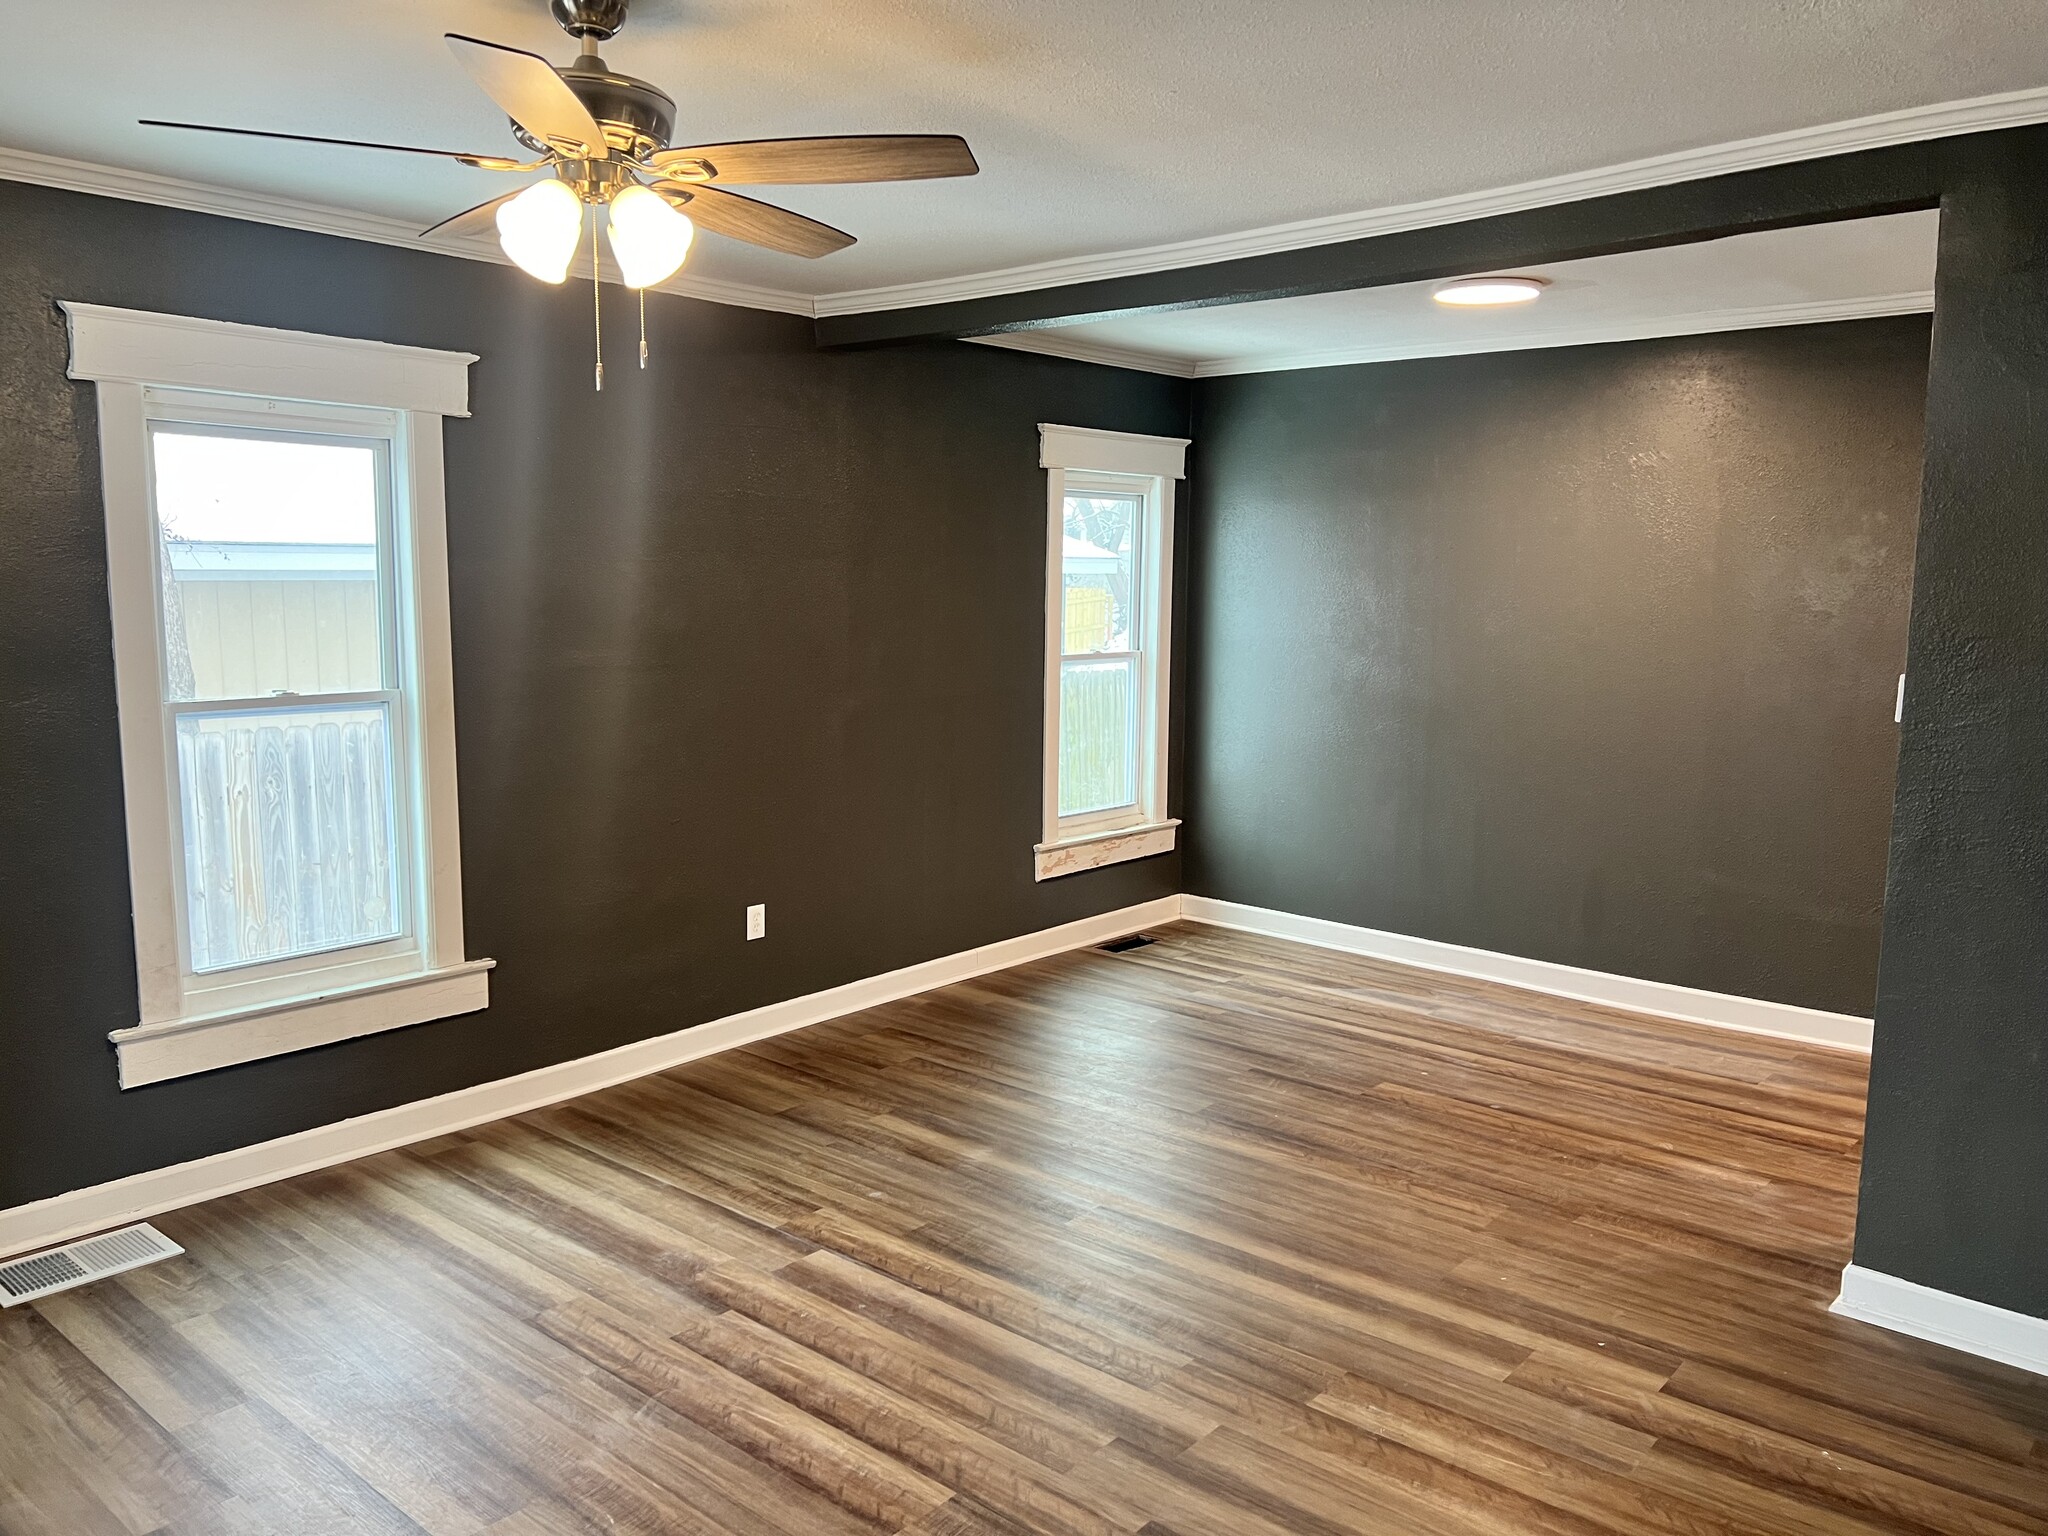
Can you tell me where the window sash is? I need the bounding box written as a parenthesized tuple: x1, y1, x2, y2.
(1059, 487, 1144, 661)
(1045, 468, 1168, 843)
(1058, 654, 1141, 819)
(145, 417, 401, 704)
(165, 688, 397, 715)
(140, 402, 425, 997)
(170, 691, 415, 982)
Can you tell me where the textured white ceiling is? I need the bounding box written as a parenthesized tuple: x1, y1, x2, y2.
(982, 211, 1939, 375)
(13, 1, 2047, 296)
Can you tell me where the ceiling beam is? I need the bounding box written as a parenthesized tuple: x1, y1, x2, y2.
(812, 136, 1966, 349)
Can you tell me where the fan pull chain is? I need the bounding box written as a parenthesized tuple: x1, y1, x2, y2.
(591, 208, 604, 393)
(639, 288, 649, 369)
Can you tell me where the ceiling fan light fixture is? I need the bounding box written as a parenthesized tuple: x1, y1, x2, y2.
(497, 177, 584, 282)
(142, 3, 977, 393)
(606, 184, 695, 287)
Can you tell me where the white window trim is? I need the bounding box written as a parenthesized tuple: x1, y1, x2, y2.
(64, 303, 490, 1088)
(1036, 423, 1188, 881)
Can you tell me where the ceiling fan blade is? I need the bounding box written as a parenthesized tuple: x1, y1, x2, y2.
(649, 135, 978, 185)
(140, 120, 524, 169)
(656, 182, 855, 258)
(421, 191, 523, 241)
(445, 34, 608, 159)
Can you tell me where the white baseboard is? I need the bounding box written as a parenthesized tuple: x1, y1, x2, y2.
(4, 891, 1881, 1259)
(0, 897, 1180, 1260)
(1833, 1264, 2048, 1377)
(1179, 896, 1872, 1052)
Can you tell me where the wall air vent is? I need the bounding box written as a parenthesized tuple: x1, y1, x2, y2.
(0, 1223, 183, 1306)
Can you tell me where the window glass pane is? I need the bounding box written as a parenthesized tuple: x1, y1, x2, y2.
(1061, 494, 1140, 655)
(153, 430, 385, 702)
(176, 702, 401, 972)
(1059, 656, 1137, 817)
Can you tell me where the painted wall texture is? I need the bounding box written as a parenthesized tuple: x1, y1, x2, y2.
(0, 179, 1189, 1210)
(1185, 318, 1931, 1019)
(1856, 143, 2048, 1319)
(10, 138, 2048, 1331)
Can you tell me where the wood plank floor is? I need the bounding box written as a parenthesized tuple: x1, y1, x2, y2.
(5, 922, 2046, 1535)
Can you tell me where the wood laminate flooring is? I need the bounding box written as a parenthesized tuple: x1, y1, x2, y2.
(4, 922, 2046, 1534)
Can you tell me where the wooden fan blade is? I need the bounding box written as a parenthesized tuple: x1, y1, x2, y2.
(421, 191, 522, 240)
(648, 135, 977, 185)
(445, 34, 608, 159)
(655, 182, 855, 258)
(140, 120, 523, 169)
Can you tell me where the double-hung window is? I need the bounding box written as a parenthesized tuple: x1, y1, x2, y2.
(1036, 424, 1187, 879)
(65, 304, 489, 1087)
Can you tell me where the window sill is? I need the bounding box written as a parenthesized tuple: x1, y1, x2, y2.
(1034, 819, 1180, 881)
(109, 959, 494, 1088)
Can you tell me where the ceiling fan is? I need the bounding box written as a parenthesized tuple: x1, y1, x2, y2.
(143, 0, 978, 386)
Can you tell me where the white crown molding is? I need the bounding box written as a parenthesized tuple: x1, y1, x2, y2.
(0, 142, 815, 316)
(1190, 290, 1937, 377)
(967, 330, 1197, 377)
(1834, 1265, 2048, 1377)
(0, 83, 2019, 337)
(972, 291, 1934, 379)
(1181, 897, 1874, 1051)
(814, 84, 2048, 319)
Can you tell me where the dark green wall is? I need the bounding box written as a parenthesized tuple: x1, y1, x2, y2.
(0, 179, 1188, 1211)
(1185, 319, 1931, 1018)
(1856, 142, 2048, 1318)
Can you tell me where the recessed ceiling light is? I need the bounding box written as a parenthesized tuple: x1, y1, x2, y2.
(1433, 276, 1549, 307)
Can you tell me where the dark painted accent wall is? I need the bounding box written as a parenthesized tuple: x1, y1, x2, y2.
(1856, 142, 2048, 1318)
(1185, 319, 1930, 1018)
(0, 179, 1187, 1211)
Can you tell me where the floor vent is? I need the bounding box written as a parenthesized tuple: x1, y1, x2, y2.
(0, 1223, 183, 1306)
(1098, 933, 1156, 953)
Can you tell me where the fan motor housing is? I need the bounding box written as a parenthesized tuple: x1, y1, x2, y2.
(513, 58, 676, 159)
(551, 0, 630, 40)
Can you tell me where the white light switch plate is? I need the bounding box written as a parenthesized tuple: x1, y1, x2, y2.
(746, 903, 765, 941)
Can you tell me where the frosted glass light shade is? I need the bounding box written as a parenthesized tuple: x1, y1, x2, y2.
(1433, 276, 1547, 307)
(496, 179, 583, 284)
(606, 185, 695, 288)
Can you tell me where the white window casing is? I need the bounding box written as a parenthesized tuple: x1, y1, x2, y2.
(64, 303, 490, 1088)
(1036, 423, 1188, 880)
